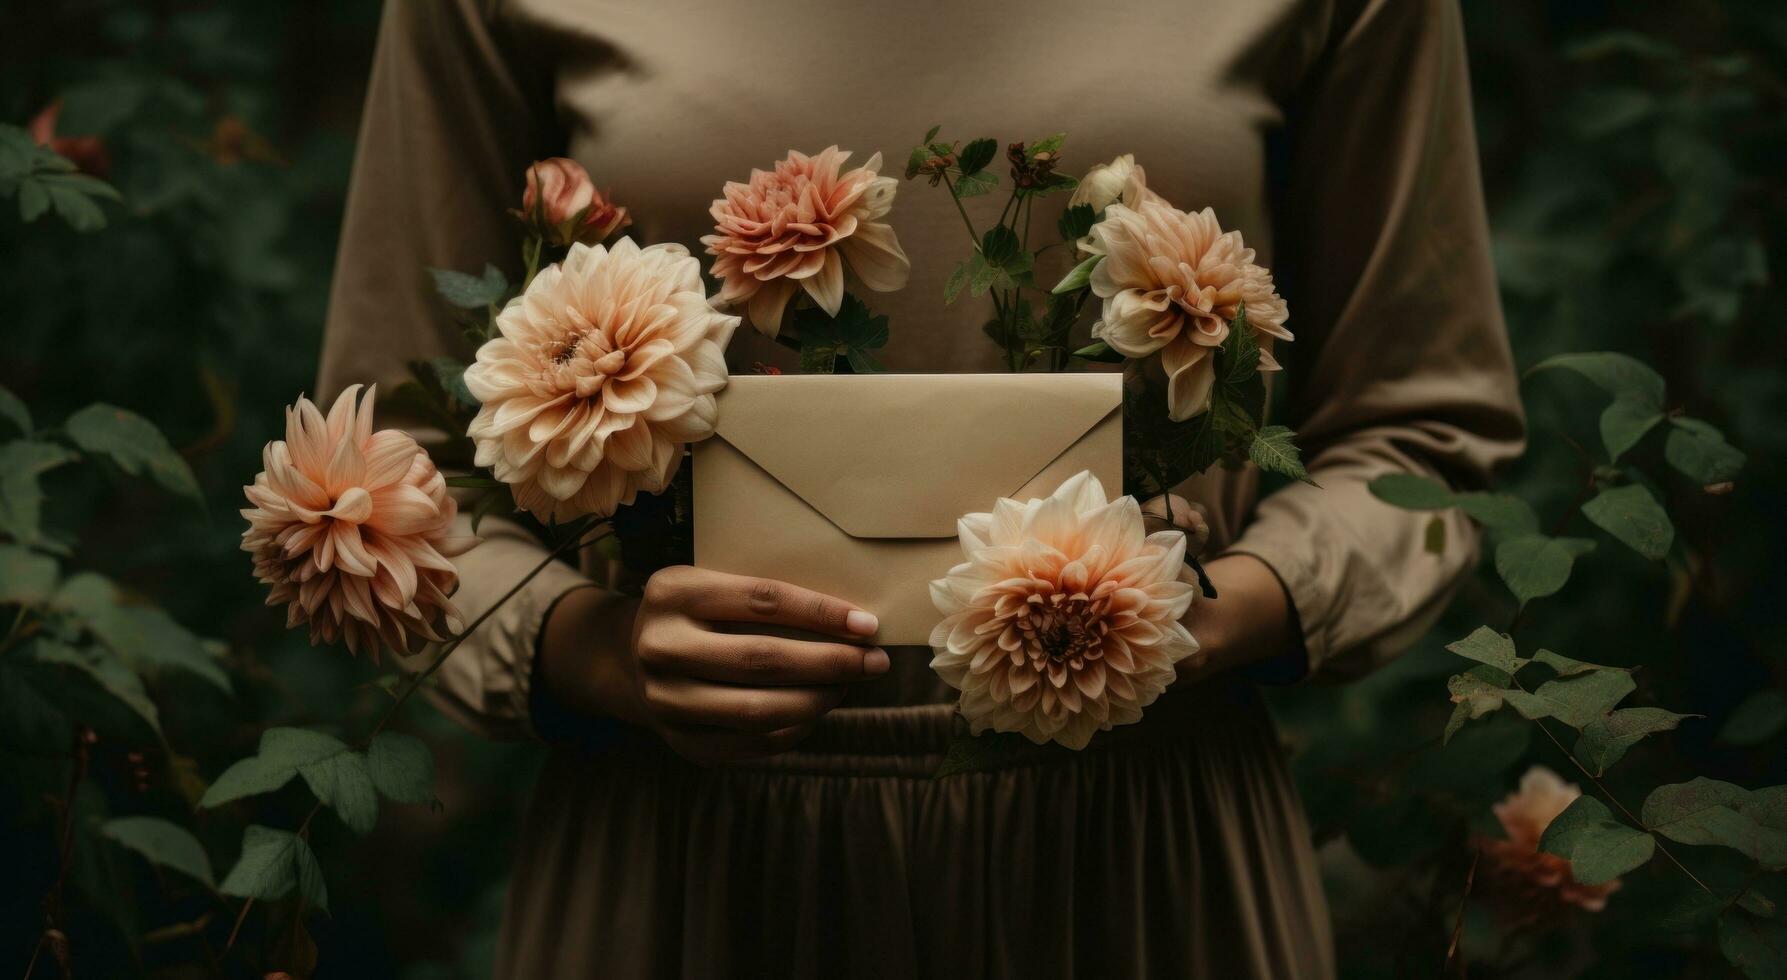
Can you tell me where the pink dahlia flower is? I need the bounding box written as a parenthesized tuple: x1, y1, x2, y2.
(1086, 201, 1291, 421)
(241, 385, 474, 659)
(1476, 766, 1622, 915)
(928, 472, 1200, 749)
(464, 238, 739, 522)
(702, 146, 910, 338)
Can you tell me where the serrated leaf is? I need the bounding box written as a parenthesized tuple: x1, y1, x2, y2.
(953, 170, 997, 198)
(0, 543, 58, 604)
(1719, 691, 1787, 747)
(1501, 668, 1635, 729)
(64, 403, 202, 505)
(1583, 483, 1674, 560)
(1368, 473, 1456, 510)
(201, 727, 351, 808)
(1576, 707, 1698, 774)
(1528, 351, 1666, 409)
(1058, 203, 1097, 242)
(220, 825, 328, 912)
(0, 384, 29, 436)
(1494, 534, 1595, 605)
(1247, 425, 1312, 484)
(1666, 417, 1746, 484)
(1446, 627, 1526, 673)
(1051, 254, 1100, 295)
(367, 732, 435, 804)
(956, 137, 996, 175)
(1600, 397, 1664, 460)
(1539, 794, 1655, 885)
(103, 816, 216, 889)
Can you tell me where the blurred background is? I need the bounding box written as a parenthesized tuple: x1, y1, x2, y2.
(1, 1, 1783, 977)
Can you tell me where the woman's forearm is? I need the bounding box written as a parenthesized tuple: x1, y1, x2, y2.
(1175, 553, 1298, 684)
(539, 585, 647, 726)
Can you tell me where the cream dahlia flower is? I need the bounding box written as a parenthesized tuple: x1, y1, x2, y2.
(1476, 766, 1621, 915)
(1068, 153, 1162, 215)
(464, 238, 739, 522)
(1086, 201, 1291, 421)
(928, 472, 1200, 750)
(241, 385, 474, 659)
(702, 146, 910, 338)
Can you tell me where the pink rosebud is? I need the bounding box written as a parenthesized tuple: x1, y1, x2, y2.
(520, 158, 631, 247)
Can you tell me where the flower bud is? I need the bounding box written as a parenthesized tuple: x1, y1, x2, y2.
(519, 158, 632, 247)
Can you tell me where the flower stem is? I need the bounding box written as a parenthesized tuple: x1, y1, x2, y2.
(521, 235, 544, 290)
(223, 519, 610, 955)
(937, 173, 980, 248)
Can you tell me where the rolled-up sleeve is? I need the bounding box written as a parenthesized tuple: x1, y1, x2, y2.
(1226, 0, 1526, 681)
(318, 0, 585, 738)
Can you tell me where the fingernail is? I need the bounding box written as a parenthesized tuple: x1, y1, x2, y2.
(862, 648, 890, 675)
(846, 610, 878, 636)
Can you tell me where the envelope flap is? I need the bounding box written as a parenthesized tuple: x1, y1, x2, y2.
(712, 373, 1121, 539)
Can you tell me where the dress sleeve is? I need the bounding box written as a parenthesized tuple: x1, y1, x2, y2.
(318, 0, 588, 738)
(1224, 0, 1526, 681)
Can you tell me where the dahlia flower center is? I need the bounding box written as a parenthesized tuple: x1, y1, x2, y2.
(1015, 592, 1108, 668)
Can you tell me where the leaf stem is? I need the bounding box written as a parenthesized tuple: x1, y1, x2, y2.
(937, 172, 981, 248)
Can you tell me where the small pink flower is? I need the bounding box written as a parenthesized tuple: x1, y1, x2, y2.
(1475, 766, 1622, 916)
(929, 472, 1200, 749)
(29, 101, 109, 178)
(702, 146, 910, 338)
(521, 158, 631, 247)
(241, 386, 475, 660)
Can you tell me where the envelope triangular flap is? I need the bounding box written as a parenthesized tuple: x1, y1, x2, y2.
(712, 373, 1121, 539)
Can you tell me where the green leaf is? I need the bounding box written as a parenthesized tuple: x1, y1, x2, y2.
(297, 750, 379, 835)
(1576, 707, 1698, 775)
(1583, 483, 1674, 560)
(0, 543, 58, 604)
(1643, 779, 1787, 868)
(1539, 795, 1656, 886)
(1501, 668, 1636, 729)
(981, 225, 1021, 265)
(1527, 351, 1666, 409)
(367, 732, 435, 805)
(1494, 535, 1595, 606)
(1666, 417, 1746, 484)
(64, 404, 203, 505)
(0, 440, 78, 549)
(33, 639, 160, 736)
(201, 727, 346, 808)
(1247, 426, 1312, 485)
(417, 357, 477, 410)
(1719, 691, 1787, 747)
(1025, 133, 1066, 159)
(956, 137, 997, 175)
(1071, 340, 1123, 364)
(1368, 473, 1455, 510)
(1445, 627, 1525, 673)
(1051, 255, 1100, 295)
(1600, 397, 1664, 460)
(1720, 910, 1787, 980)
(1453, 493, 1541, 534)
(53, 572, 230, 693)
(1424, 515, 1447, 555)
(1531, 649, 1600, 676)
(429, 264, 509, 309)
(792, 295, 890, 376)
(0, 384, 29, 436)
(102, 816, 216, 889)
(922, 124, 941, 144)
(220, 825, 328, 912)
(1058, 203, 1098, 241)
(943, 262, 969, 304)
(953, 170, 997, 198)
(1448, 666, 1513, 725)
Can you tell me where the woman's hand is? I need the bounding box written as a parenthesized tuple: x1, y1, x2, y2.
(539, 566, 886, 764)
(1143, 495, 1299, 685)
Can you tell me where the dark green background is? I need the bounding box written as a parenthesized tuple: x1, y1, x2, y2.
(3, 1, 1783, 976)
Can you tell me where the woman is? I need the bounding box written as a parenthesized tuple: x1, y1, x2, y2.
(319, 0, 1524, 976)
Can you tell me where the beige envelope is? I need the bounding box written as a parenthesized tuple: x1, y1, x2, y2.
(692, 373, 1122, 645)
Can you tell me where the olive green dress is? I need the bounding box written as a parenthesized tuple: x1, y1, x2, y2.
(317, 0, 1525, 975)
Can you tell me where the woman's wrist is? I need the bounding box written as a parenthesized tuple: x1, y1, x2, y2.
(538, 584, 647, 726)
(1175, 553, 1299, 683)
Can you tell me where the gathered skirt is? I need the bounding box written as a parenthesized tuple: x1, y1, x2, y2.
(494, 673, 1334, 979)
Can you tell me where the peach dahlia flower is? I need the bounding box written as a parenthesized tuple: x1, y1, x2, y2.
(928, 472, 1200, 750)
(464, 238, 738, 522)
(241, 385, 474, 659)
(1068, 153, 1162, 216)
(1086, 201, 1291, 421)
(1476, 766, 1622, 915)
(702, 146, 910, 338)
